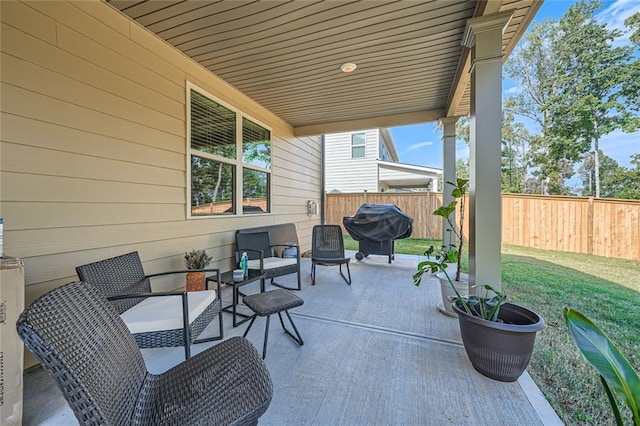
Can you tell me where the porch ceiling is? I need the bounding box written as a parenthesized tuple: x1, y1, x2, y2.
(108, 0, 542, 136)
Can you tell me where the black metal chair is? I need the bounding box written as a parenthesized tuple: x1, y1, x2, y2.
(311, 225, 352, 285)
(76, 251, 222, 359)
(17, 281, 273, 426)
(236, 230, 301, 291)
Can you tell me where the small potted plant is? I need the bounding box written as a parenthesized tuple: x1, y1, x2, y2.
(414, 178, 469, 315)
(184, 249, 212, 291)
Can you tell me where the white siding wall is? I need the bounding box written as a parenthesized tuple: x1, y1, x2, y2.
(324, 129, 379, 193)
(0, 0, 322, 358)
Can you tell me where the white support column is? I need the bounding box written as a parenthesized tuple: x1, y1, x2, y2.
(439, 117, 458, 247)
(463, 11, 511, 292)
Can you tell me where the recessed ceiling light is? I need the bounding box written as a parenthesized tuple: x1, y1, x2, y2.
(340, 62, 357, 73)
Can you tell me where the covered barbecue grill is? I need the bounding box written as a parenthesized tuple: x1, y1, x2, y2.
(343, 204, 413, 263)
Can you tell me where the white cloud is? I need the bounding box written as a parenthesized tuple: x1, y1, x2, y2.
(595, 0, 640, 45)
(405, 141, 434, 152)
(504, 85, 522, 95)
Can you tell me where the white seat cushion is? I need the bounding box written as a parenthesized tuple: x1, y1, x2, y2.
(247, 257, 297, 270)
(120, 290, 217, 334)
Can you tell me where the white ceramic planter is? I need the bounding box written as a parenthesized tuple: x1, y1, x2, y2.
(436, 271, 469, 316)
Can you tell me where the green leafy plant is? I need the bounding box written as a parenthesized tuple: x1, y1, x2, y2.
(412, 177, 510, 321)
(564, 308, 640, 425)
(184, 249, 212, 270)
(414, 178, 468, 285)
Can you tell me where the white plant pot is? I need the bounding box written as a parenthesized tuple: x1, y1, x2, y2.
(436, 272, 469, 317)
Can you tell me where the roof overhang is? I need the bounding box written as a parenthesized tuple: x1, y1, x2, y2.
(378, 160, 442, 189)
(107, 0, 543, 136)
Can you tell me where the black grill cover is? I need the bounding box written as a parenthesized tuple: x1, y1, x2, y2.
(343, 204, 413, 242)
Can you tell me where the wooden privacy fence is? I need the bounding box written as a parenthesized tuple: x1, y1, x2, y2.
(326, 192, 640, 262)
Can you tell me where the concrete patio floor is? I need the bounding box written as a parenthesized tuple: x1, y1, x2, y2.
(22, 253, 563, 425)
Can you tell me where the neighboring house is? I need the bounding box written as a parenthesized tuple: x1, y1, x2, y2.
(324, 129, 441, 193)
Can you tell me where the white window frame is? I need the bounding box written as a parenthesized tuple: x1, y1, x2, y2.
(351, 132, 366, 159)
(186, 82, 271, 219)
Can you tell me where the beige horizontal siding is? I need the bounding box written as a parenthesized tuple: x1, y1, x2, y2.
(0, 23, 184, 119)
(1, 113, 183, 170)
(4, 202, 185, 230)
(3, 143, 184, 187)
(1, 52, 184, 136)
(2, 82, 184, 152)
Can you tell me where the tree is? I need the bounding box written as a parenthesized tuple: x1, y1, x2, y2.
(578, 150, 621, 197)
(623, 13, 640, 117)
(601, 154, 640, 199)
(505, 20, 557, 131)
(546, 0, 640, 198)
(452, 117, 470, 180)
(455, 159, 469, 181)
(504, 19, 571, 191)
(501, 113, 531, 193)
(625, 12, 640, 45)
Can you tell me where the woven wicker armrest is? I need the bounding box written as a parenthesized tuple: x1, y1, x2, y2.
(107, 290, 187, 301)
(145, 267, 221, 278)
(146, 268, 222, 293)
(235, 248, 265, 257)
(141, 336, 273, 425)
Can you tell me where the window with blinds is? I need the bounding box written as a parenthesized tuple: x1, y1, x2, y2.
(242, 117, 270, 168)
(188, 85, 271, 217)
(190, 90, 236, 159)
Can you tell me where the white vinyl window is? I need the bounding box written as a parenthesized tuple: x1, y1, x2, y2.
(188, 84, 271, 217)
(351, 132, 366, 158)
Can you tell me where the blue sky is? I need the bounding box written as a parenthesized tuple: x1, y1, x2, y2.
(389, 0, 640, 171)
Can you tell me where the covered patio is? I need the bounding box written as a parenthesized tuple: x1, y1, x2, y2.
(1, 0, 552, 424)
(1, 0, 545, 316)
(23, 254, 561, 425)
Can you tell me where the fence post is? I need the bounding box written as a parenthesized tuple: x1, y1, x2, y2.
(587, 197, 594, 255)
(363, 190, 367, 204)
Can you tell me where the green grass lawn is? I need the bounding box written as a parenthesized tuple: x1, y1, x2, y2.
(345, 236, 640, 425)
(344, 237, 440, 256)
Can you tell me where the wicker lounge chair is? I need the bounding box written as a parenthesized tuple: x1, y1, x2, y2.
(76, 251, 222, 359)
(17, 281, 273, 426)
(311, 225, 352, 285)
(236, 228, 301, 291)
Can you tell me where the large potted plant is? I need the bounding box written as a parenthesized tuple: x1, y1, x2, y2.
(450, 285, 545, 382)
(184, 249, 212, 291)
(414, 194, 544, 382)
(414, 178, 469, 315)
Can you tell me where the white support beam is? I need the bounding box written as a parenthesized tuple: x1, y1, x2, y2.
(439, 117, 459, 248)
(293, 109, 446, 137)
(465, 11, 512, 293)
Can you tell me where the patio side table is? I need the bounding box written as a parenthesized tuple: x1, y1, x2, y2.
(207, 269, 265, 327)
